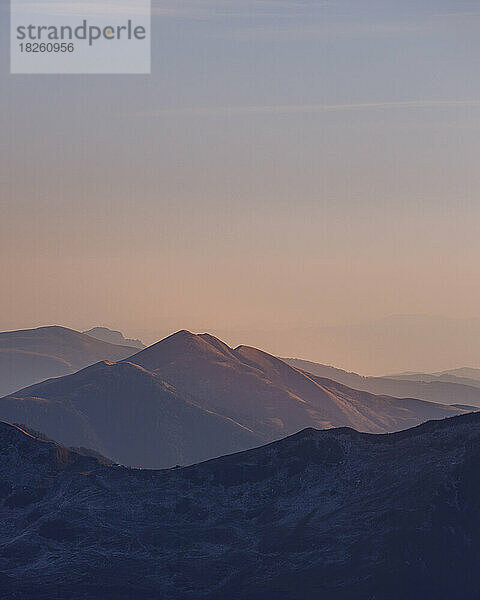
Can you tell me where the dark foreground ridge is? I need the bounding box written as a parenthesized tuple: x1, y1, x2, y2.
(2, 412, 480, 599)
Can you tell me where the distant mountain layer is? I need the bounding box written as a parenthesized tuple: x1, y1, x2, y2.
(275, 315, 480, 374)
(384, 367, 480, 388)
(2, 413, 480, 598)
(0, 326, 138, 397)
(0, 330, 468, 468)
(283, 357, 480, 408)
(83, 327, 145, 349)
(438, 367, 480, 381)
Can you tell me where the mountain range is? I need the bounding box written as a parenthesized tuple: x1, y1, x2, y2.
(0, 326, 138, 397)
(2, 412, 480, 599)
(283, 357, 480, 408)
(0, 330, 469, 468)
(2, 324, 478, 411)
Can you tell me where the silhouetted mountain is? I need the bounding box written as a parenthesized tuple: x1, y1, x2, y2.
(1, 331, 467, 468)
(284, 357, 480, 408)
(0, 326, 138, 397)
(83, 326, 145, 349)
(2, 413, 480, 598)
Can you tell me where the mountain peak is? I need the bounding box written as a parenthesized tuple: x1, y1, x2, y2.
(128, 330, 238, 371)
(171, 329, 194, 337)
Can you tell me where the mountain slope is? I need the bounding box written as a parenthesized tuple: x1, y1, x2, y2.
(0, 326, 138, 396)
(0, 360, 260, 468)
(2, 413, 480, 598)
(284, 357, 480, 407)
(129, 331, 468, 436)
(1, 330, 469, 468)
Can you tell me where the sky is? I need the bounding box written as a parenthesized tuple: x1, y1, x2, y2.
(1, 0, 480, 372)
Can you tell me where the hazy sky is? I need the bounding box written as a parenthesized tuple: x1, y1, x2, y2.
(1, 1, 480, 369)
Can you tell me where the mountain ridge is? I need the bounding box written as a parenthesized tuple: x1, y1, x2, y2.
(2, 412, 480, 598)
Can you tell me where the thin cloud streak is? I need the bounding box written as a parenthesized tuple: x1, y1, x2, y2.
(146, 99, 480, 118)
(150, 0, 327, 20)
(222, 21, 426, 41)
(14, 1, 151, 17)
(15, 0, 329, 21)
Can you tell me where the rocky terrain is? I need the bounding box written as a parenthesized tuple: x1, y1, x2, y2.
(2, 413, 480, 599)
(0, 326, 138, 397)
(0, 331, 468, 468)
